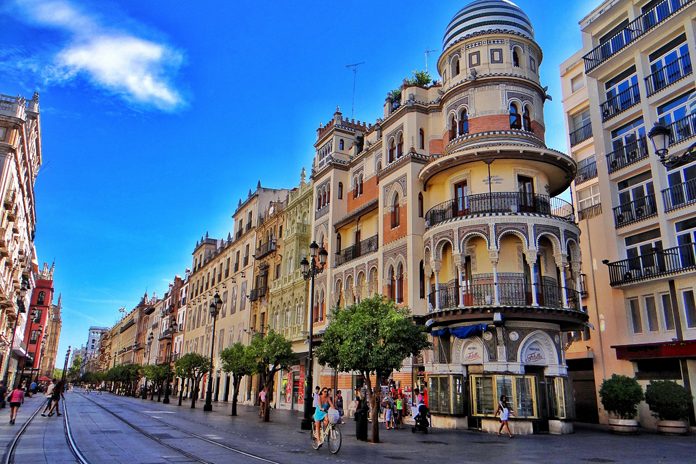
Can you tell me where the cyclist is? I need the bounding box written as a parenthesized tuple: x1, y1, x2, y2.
(313, 387, 335, 444)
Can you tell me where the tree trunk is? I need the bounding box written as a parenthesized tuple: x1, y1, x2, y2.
(263, 372, 274, 422)
(157, 381, 162, 402)
(231, 376, 240, 416)
(365, 375, 380, 443)
(191, 381, 198, 408)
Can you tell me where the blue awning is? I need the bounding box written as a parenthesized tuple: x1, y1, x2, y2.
(431, 324, 488, 339)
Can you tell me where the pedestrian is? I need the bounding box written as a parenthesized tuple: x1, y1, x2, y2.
(415, 388, 424, 406)
(41, 379, 57, 416)
(384, 400, 393, 430)
(30, 380, 37, 394)
(395, 393, 403, 429)
(354, 388, 369, 441)
(335, 390, 344, 424)
(312, 385, 320, 414)
(258, 386, 267, 418)
(496, 395, 514, 438)
(46, 380, 65, 417)
(7, 383, 25, 425)
(0, 381, 7, 409)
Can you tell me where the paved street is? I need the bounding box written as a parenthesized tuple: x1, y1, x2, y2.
(0, 390, 694, 463)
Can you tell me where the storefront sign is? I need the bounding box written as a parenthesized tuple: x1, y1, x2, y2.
(523, 342, 545, 364)
(462, 341, 483, 364)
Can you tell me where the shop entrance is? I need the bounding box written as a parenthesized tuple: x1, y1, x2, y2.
(526, 366, 549, 433)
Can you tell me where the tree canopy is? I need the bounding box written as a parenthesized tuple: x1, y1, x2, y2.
(174, 353, 211, 408)
(220, 342, 256, 416)
(249, 330, 294, 422)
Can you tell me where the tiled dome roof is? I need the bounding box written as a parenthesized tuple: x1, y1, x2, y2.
(443, 0, 534, 49)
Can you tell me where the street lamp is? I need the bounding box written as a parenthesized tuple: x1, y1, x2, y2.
(144, 331, 154, 399)
(163, 322, 177, 404)
(203, 292, 223, 412)
(61, 346, 71, 383)
(648, 120, 696, 168)
(299, 240, 328, 430)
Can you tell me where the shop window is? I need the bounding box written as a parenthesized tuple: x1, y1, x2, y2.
(471, 375, 538, 418)
(635, 359, 681, 380)
(548, 377, 567, 419)
(428, 375, 464, 415)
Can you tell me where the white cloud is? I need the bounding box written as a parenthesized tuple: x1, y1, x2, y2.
(13, 0, 185, 110)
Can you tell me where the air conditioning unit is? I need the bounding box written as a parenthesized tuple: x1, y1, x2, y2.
(628, 150, 638, 161)
(643, 266, 656, 275)
(610, 159, 619, 170)
(617, 213, 625, 224)
(623, 270, 636, 281)
(635, 206, 645, 217)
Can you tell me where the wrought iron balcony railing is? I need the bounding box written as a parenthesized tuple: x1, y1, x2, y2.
(613, 195, 657, 227)
(600, 83, 640, 121)
(666, 111, 696, 147)
(606, 242, 696, 286)
(569, 123, 593, 146)
(645, 52, 692, 96)
(254, 239, 277, 259)
(606, 136, 649, 173)
(662, 177, 696, 211)
(249, 286, 267, 302)
(334, 234, 379, 267)
(575, 161, 598, 185)
(583, 0, 693, 73)
(425, 192, 574, 229)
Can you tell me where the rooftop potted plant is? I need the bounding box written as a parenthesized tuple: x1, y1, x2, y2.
(599, 374, 643, 433)
(645, 380, 692, 435)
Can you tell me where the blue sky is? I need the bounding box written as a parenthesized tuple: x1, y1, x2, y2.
(0, 0, 599, 366)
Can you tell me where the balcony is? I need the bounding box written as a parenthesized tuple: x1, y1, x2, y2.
(569, 123, 593, 146)
(613, 195, 657, 227)
(666, 111, 696, 147)
(575, 161, 598, 185)
(606, 137, 649, 173)
(428, 280, 582, 313)
(600, 83, 640, 121)
(606, 242, 696, 286)
(645, 53, 692, 96)
(425, 192, 574, 229)
(249, 286, 267, 302)
(662, 178, 696, 212)
(254, 239, 277, 259)
(335, 234, 379, 267)
(583, 0, 693, 73)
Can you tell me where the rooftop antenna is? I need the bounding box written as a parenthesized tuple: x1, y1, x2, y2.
(425, 49, 438, 73)
(346, 61, 365, 118)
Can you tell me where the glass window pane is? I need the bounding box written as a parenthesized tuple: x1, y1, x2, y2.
(645, 296, 659, 331)
(429, 377, 440, 413)
(661, 294, 675, 330)
(683, 290, 696, 328)
(474, 376, 494, 415)
(629, 299, 643, 333)
(496, 375, 513, 402)
(452, 375, 465, 415)
(514, 377, 536, 417)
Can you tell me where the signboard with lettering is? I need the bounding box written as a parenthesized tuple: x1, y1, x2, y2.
(523, 341, 546, 364)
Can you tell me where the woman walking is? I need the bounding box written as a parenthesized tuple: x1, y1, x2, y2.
(495, 395, 514, 438)
(47, 380, 65, 417)
(7, 383, 25, 425)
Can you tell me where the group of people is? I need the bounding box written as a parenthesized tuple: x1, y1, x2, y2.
(381, 388, 409, 430)
(0, 378, 65, 425)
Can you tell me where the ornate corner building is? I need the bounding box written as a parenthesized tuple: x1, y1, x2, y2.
(308, 0, 586, 434)
(561, 0, 696, 428)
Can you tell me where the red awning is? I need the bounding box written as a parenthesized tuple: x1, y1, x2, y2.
(613, 340, 696, 360)
(38, 376, 51, 382)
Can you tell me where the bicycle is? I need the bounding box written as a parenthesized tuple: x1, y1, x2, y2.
(312, 418, 342, 454)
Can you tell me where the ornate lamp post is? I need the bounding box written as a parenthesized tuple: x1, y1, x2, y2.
(203, 292, 223, 412)
(648, 121, 696, 168)
(61, 346, 71, 382)
(143, 331, 154, 399)
(163, 322, 177, 404)
(299, 240, 328, 430)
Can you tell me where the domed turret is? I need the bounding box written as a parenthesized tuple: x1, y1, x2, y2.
(443, 0, 534, 50)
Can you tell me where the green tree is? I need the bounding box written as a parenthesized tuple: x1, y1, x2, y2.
(106, 364, 141, 396)
(142, 364, 169, 400)
(175, 353, 211, 409)
(249, 330, 294, 422)
(220, 343, 256, 416)
(405, 70, 432, 87)
(67, 355, 83, 382)
(316, 296, 430, 443)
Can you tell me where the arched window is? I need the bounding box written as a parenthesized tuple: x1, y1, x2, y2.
(321, 188, 327, 207)
(458, 108, 469, 135)
(339, 139, 344, 150)
(358, 175, 363, 195)
(449, 115, 457, 140)
(396, 263, 404, 303)
(388, 266, 396, 301)
(388, 139, 396, 163)
(418, 192, 424, 218)
(336, 233, 342, 253)
(391, 194, 400, 228)
(397, 133, 404, 158)
(419, 260, 425, 299)
(512, 47, 520, 67)
(37, 291, 45, 305)
(523, 105, 532, 131)
(326, 185, 330, 203)
(352, 176, 358, 198)
(419, 128, 425, 150)
(317, 193, 321, 210)
(452, 56, 460, 76)
(320, 290, 326, 320)
(338, 182, 343, 199)
(509, 103, 521, 129)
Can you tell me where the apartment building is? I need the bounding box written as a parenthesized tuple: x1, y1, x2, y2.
(561, 0, 696, 427)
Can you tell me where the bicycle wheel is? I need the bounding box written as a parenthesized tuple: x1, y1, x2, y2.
(328, 425, 342, 454)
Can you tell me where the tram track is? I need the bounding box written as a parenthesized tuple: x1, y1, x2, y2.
(78, 392, 282, 464)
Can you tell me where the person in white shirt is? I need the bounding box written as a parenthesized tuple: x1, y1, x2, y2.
(41, 379, 56, 417)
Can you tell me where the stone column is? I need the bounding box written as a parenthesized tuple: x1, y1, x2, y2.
(525, 249, 539, 306)
(489, 250, 500, 305)
(556, 254, 569, 309)
(432, 260, 441, 311)
(572, 262, 583, 310)
(453, 253, 464, 307)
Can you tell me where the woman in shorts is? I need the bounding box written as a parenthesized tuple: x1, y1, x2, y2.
(7, 383, 25, 425)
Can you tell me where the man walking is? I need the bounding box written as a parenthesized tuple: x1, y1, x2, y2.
(41, 379, 56, 416)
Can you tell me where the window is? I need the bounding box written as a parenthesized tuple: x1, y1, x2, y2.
(234, 251, 240, 272)
(617, 171, 656, 221)
(522, 105, 532, 131)
(571, 110, 591, 132)
(388, 266, 395, 301)
(660, 293, 675, 331)
(676, 217, 696, 267)
(243, 244, 250, 266)
(449, 115, 457, 140)
(684, 290, 696, 328)
(247, 211, 252, 230)
(419, 129, 425, 149)
(644, 295, 659, 332)
(339, 139, 344, 150)
(665, 161, 696, 210)
(358, 175, 363, 195)
(418, 193, 424, 218)
(628, 298, 643, 333)
(451, 56, 460, 76)
(30, 330, 40, 344)
(336, 233, 342, 254)
(240, 282, 247, 311)
(338, 182, 343, 199)
(603, 66, 639, 116)
(429, 375, 464, 415)
(37, 291, 45, 305)
(391, 194, 400, 228)
(396, 263, 404, 304)
(647, 35, 690, 94)
(570, 74, 584, 93)
(509, 103, 521, 129)
(625, 228, 662, 274)
(471, 375, 538, 418)
(658, 91, 694, 143)
(609, 117, 646, 168)
(512, 47, 520, 67)
(397, 133, 404, 158)
(458, 108, 469, 135)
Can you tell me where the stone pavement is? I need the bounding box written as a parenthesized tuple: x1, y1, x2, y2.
(1, 390, 694, 463)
